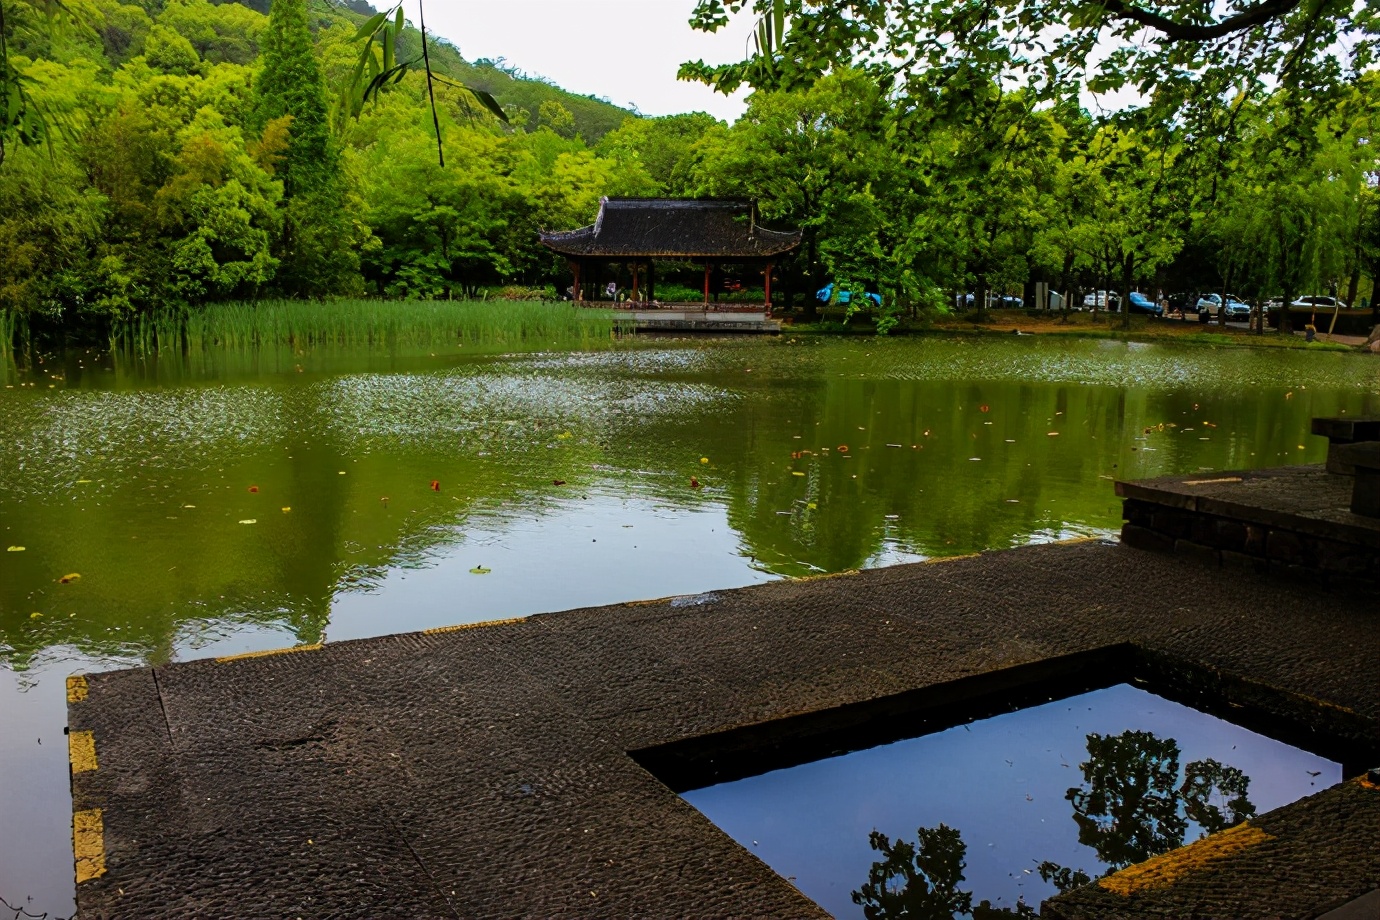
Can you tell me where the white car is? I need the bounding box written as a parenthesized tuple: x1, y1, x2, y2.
(1197, 294, 1251, 318)
(1290, 295, 1340, 309)
(1082, 290, 1119, 309)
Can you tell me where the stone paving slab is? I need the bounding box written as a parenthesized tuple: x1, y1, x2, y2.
(69, 540, 1380, 918)
(1116, 464, 1380, 549)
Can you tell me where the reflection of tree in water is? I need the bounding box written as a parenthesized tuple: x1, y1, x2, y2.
(852, 730, 1255, 915)
(1039, 729, 1255, 892)
(851, 824, 1036, 919)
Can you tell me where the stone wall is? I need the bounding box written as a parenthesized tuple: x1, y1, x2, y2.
(1121, 498, 1380, 590)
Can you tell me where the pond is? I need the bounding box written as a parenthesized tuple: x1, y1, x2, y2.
(2, 335, 1377, 916)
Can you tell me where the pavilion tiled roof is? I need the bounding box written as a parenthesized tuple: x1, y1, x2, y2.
(539, 198, 802, 259)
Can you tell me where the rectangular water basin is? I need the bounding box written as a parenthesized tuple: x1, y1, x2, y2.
(680, 683, 1341, 917)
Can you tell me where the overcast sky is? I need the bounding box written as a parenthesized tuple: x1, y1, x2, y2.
(402, 0, 753, 123)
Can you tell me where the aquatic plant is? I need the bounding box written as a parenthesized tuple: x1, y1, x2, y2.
(112, 299, 630, 356)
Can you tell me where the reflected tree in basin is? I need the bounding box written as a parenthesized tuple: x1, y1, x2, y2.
(1038, 729, 1256, 892)
(853, 729, 1258, 913)
(852, 824, 1037, 919)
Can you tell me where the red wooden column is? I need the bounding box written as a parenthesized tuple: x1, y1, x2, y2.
(764, 262, 773, 313)
(571, 261, 582, 302)
(631, 261, 639, 301)
(703, 262, 711, 305)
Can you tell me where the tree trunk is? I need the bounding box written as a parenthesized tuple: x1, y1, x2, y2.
(1120, 256, 1134, 330)
(1345, 263, 1360, 308)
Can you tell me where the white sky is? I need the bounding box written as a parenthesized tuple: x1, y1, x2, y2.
(403, 0, 753, 122)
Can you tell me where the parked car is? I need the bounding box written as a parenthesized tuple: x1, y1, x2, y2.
(1195, 293, 1222, 316)
(960, 292, 1022, 309)
(1125, 292, 1163, 316)
(1290, 295, 1340, 309)
(1222, 296, 1251, 319)
(817, 283, 882, 307)
(1083, 290, 1120, 309)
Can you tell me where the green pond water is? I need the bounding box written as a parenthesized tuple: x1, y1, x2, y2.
(2, 335, 1377, 916)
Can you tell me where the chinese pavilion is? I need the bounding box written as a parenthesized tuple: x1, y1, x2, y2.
(539, 198, 802, 309)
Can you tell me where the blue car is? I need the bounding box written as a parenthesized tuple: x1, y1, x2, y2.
(817, 283, 882, 307)
(1126, 292, 1163, 316)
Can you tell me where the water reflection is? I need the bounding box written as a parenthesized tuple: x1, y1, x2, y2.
(854, 824, 1037, 918)
(682, 683, 1336, 919)
(852, 729, 1259, 916)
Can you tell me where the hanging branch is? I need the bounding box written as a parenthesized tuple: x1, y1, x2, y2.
(337, 0, 507, 168)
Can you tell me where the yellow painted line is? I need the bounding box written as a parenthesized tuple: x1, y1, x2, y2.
(793, 569, 859, 582)
(73, 809, 106, 883)
(424, 616, 528, 635)
(925, 553, 979, 565)
(68, 731, 97, 775)
(216, 642, 322, 663)
(66, 675, 88, 703)
(626, 595, 677, 607)
(1098, 822, 1274, 895)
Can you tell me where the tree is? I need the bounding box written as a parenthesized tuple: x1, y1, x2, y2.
(253, 0, 357, 294)
(597, 112, 722, 195)
(682, 0, 1371, 114)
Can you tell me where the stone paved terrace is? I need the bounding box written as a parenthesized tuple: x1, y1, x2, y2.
(68, 540, 1379, 918)
(1118, 464, 1380, 589)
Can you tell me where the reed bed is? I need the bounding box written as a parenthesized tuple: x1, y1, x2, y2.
(115, 299, 630, 355)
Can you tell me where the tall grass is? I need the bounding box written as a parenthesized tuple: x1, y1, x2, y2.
(114, 299, 630, 355)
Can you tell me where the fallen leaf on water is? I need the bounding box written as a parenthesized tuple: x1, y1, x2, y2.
(1285, 392, 1294, 399)
(6, 546, 24, 552)
(248, 485, 259, 493)
(700, 457, 709, 464)
(338, 471, 347, 475)
(980, 405, 990, 413)
(690, 477, 702, 489)
(1047, 432, 1060, 436)
(59, 573, 81, 584)
(430, 480, 440, 491)
(239, 519, 257, 525)
(552, 479, 567, 486)
(469, 566, 491, 575)
(837, 445, 850, 453)
(792, 471, 805, 477)
(30, 612, 41, 618)
(183, 504, 196, 509)
(281, 507, 292, 513)
(76, 480, 92, 484)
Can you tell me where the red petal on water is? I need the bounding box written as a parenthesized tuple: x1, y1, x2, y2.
(248, 485, 259, 493)
(430, 480, 440, 491)
(980, 405, 990, 413)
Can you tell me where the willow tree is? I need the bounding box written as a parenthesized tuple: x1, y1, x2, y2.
(254, 0, 357, 293)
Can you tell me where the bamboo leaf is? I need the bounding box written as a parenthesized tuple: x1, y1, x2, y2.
(351, 10, 389, 42)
